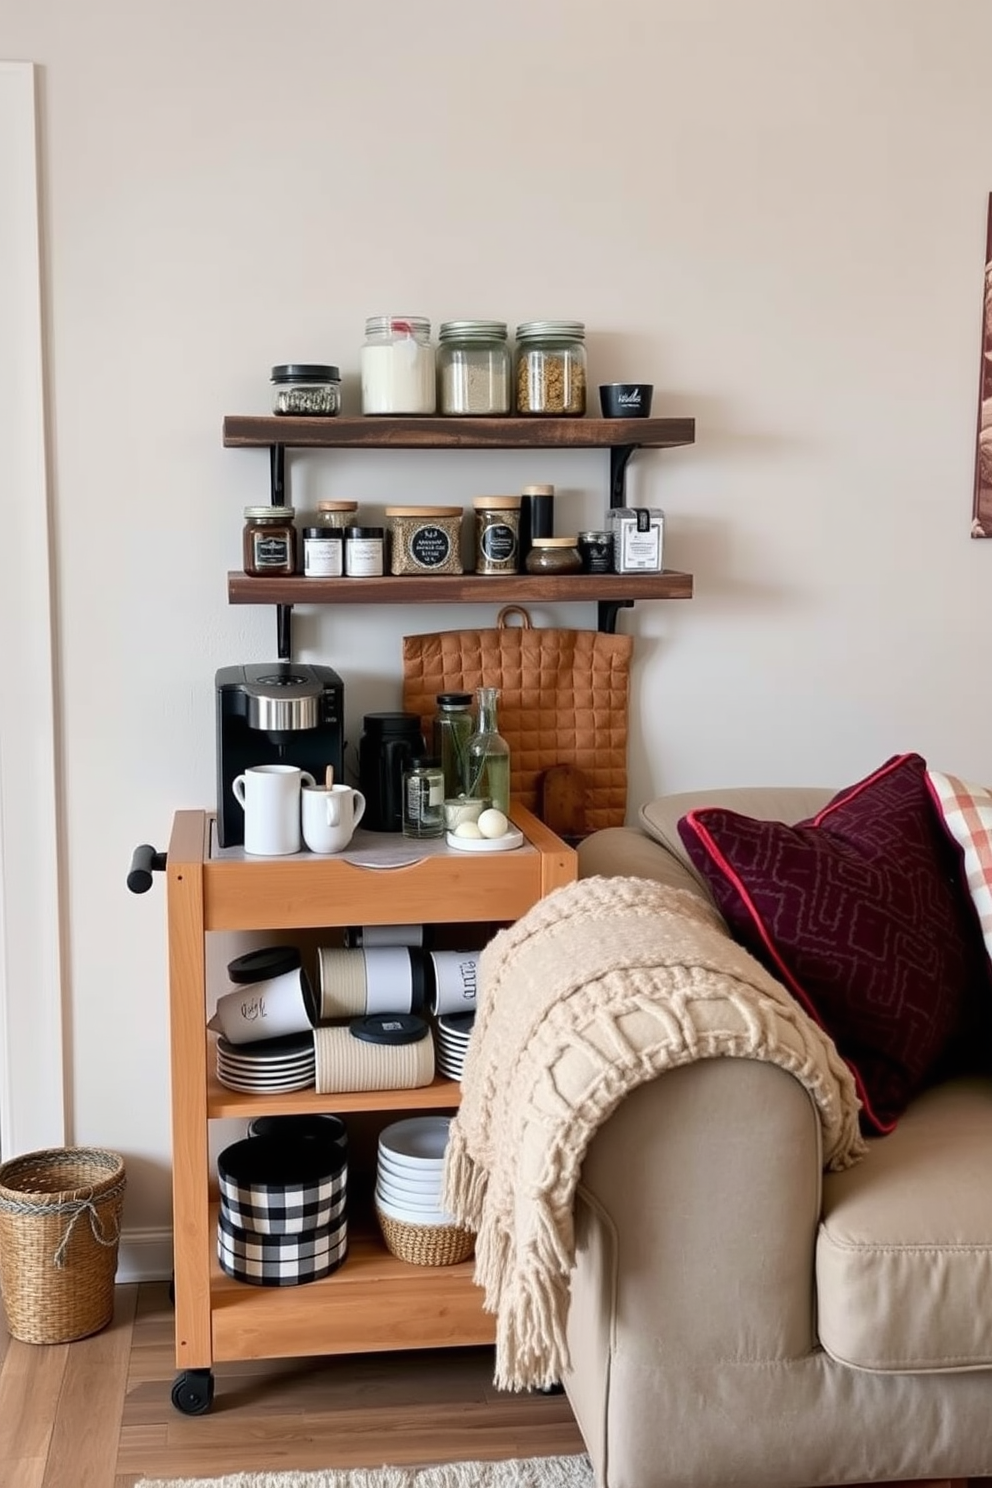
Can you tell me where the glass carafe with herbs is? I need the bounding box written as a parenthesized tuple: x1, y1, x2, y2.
(433, 692, 474, 800)
(463, 686, 511, 815)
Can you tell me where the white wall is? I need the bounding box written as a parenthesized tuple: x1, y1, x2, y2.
(4, 0, 992, 1246)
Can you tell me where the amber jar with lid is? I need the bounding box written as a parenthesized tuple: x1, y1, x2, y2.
(243, 506, 296, 576)
(524, 536, 583, 575)
(473, 496, 520, 574)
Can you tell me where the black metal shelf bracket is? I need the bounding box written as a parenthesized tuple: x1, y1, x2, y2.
(268, 443, 293, 658)
(598, 599, 633, 634)
(609, 445, 639, 509)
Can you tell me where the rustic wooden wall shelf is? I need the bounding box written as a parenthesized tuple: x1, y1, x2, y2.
(222, 415, 696, 656)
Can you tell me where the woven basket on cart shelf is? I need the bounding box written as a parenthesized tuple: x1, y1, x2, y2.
(375, 1206, 474, 1267)
(0, 1146, 126, 1343)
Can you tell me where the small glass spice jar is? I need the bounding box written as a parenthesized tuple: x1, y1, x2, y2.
(578, 530, 614, 574)
(524, 536, 583, 575)
(473, 496, 520, 574)
(317, 499, 361, 527)
(270, 364, 341, 417)
(514, 321, 587, 416)
(361, 316, 436, 415)
(242, 506, 296, 576)
(344, 526, 385, 577)
(437, 321, 511, 416)
(402, 757, 446, 839)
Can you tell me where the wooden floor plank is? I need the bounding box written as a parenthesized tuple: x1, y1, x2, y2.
(0, 1334, 69, 1488)
(40, 1284, 136, 1488)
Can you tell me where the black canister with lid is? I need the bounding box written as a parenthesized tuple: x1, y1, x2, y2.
(518, 483, 555, 570)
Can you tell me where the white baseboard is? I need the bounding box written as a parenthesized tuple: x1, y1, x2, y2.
(117, 1226, 174, 1284)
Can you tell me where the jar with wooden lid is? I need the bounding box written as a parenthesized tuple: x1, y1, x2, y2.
(243, 506, 296, 576)
(437, 321, 511, 416)
(473, 497, 520, 574)
(316, 500, 361, 527)
(524, 536, 583, 575)
(386, 506, 464, 575)
(514, 321, 587, 416)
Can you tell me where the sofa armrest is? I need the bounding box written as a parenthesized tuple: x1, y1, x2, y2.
(563, 1058, 824, 1481)
(578, 826, 719, 908)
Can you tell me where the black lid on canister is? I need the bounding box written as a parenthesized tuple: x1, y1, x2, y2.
(227, 946, 302, 983)
(349, 1013, 430, 1046)
(436, 693, 472, 706)
(271, 364, 340, 382)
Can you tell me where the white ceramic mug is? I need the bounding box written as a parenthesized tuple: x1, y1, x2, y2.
(302, 783, 367, 854)
(232, 764, 315, 856)
(208, 968, 315, 1044)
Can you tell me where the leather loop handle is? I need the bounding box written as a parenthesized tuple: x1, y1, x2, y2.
(497, 604, 532, 630)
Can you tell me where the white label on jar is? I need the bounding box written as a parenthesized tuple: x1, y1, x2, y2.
(619, 523, 662, 570)
(304, 536, 344, 577)
(346, 537, 384, 576)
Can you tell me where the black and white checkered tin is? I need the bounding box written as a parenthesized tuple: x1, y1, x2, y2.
(217, 1207, 348, 1286)
(217, 1134, 347, 1236)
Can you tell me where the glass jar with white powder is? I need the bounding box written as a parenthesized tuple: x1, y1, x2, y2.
(361, 316, 436, 415)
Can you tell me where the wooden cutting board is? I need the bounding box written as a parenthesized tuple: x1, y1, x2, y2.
(540, 764, 588, 844)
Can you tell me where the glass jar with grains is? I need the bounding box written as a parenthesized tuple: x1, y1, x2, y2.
(514, 320, 586, 416)
(524, 536, 583, 575)
(437, 321, 511, 416)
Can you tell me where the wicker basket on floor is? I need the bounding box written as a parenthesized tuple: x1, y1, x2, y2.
(0, 1146, 126, 1343)
(376, 1206, 474, 1267)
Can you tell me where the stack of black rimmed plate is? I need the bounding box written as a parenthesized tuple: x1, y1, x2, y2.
(215, 1031, 315, 1094)
(434, 1013, 475, 1082)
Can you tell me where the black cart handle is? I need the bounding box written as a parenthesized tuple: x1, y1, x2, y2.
(127, 843, 167, 894)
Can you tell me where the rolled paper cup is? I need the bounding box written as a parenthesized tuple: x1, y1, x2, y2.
(210, 968, 316, 1044)
(345, 924, 425, 948)
(316, 948, 367, 1021)
(429, 950, 479, 1017)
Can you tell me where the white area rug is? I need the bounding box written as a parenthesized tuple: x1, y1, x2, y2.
(136, 1454, 594, 1488)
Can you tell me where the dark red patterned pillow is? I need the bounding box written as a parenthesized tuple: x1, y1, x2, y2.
(677, 753, 987, 1133)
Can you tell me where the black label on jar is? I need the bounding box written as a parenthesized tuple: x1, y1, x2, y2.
(480, 524, 517, 565)
(410, 525, 452, 569)
(253, 534, 292, 568)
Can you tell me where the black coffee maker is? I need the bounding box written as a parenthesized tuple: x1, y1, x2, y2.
(359, 712, 426, 832)
(216, 663, 345, 847)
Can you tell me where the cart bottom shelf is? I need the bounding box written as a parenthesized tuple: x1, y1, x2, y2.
(200, 1211, 494, 1365)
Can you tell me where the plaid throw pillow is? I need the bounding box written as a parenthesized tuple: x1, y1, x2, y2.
(926, 769, 992, 966)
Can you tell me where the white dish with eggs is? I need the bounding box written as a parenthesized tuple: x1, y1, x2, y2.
(445, 825, 524, 853)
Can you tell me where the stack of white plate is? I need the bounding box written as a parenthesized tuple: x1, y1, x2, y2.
(216, 1031, 316, 1094)
(375, 1116, 455, 1226)
(434, 1013, 475, 1082)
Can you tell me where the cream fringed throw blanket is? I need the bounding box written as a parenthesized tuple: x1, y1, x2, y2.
(442, 875, 866, 1392)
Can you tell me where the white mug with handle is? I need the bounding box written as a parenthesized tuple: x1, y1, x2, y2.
(302, 783, 367, 854)
(232, 764, 315, 855)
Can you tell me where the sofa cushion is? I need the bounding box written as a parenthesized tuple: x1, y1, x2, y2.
(816, 1077, 992, 1371)
(677, 753, 988, 1133)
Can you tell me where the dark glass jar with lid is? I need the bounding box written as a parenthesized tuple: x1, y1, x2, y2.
(524, 536, 583, 574)
(514, 321, 586, 416)
(432, 692, 474, 799)
(243, 506, 296, 575)
(270, 364, 341, 416)
(437, 321, 511, 416)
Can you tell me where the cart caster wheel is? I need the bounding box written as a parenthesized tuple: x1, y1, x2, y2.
(171, 1369, 214, 1415)
(538, 1381, 565, 1395)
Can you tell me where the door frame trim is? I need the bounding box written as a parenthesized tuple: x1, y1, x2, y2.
(0, 60, 66, 1157)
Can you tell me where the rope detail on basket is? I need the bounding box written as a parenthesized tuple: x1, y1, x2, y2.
(0, 1174, 126, 1268)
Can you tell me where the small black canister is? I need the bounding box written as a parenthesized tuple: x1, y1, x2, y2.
(578, 530, 614, 574)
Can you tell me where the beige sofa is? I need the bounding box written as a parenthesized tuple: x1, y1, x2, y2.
(563, 787, 992, 1488)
